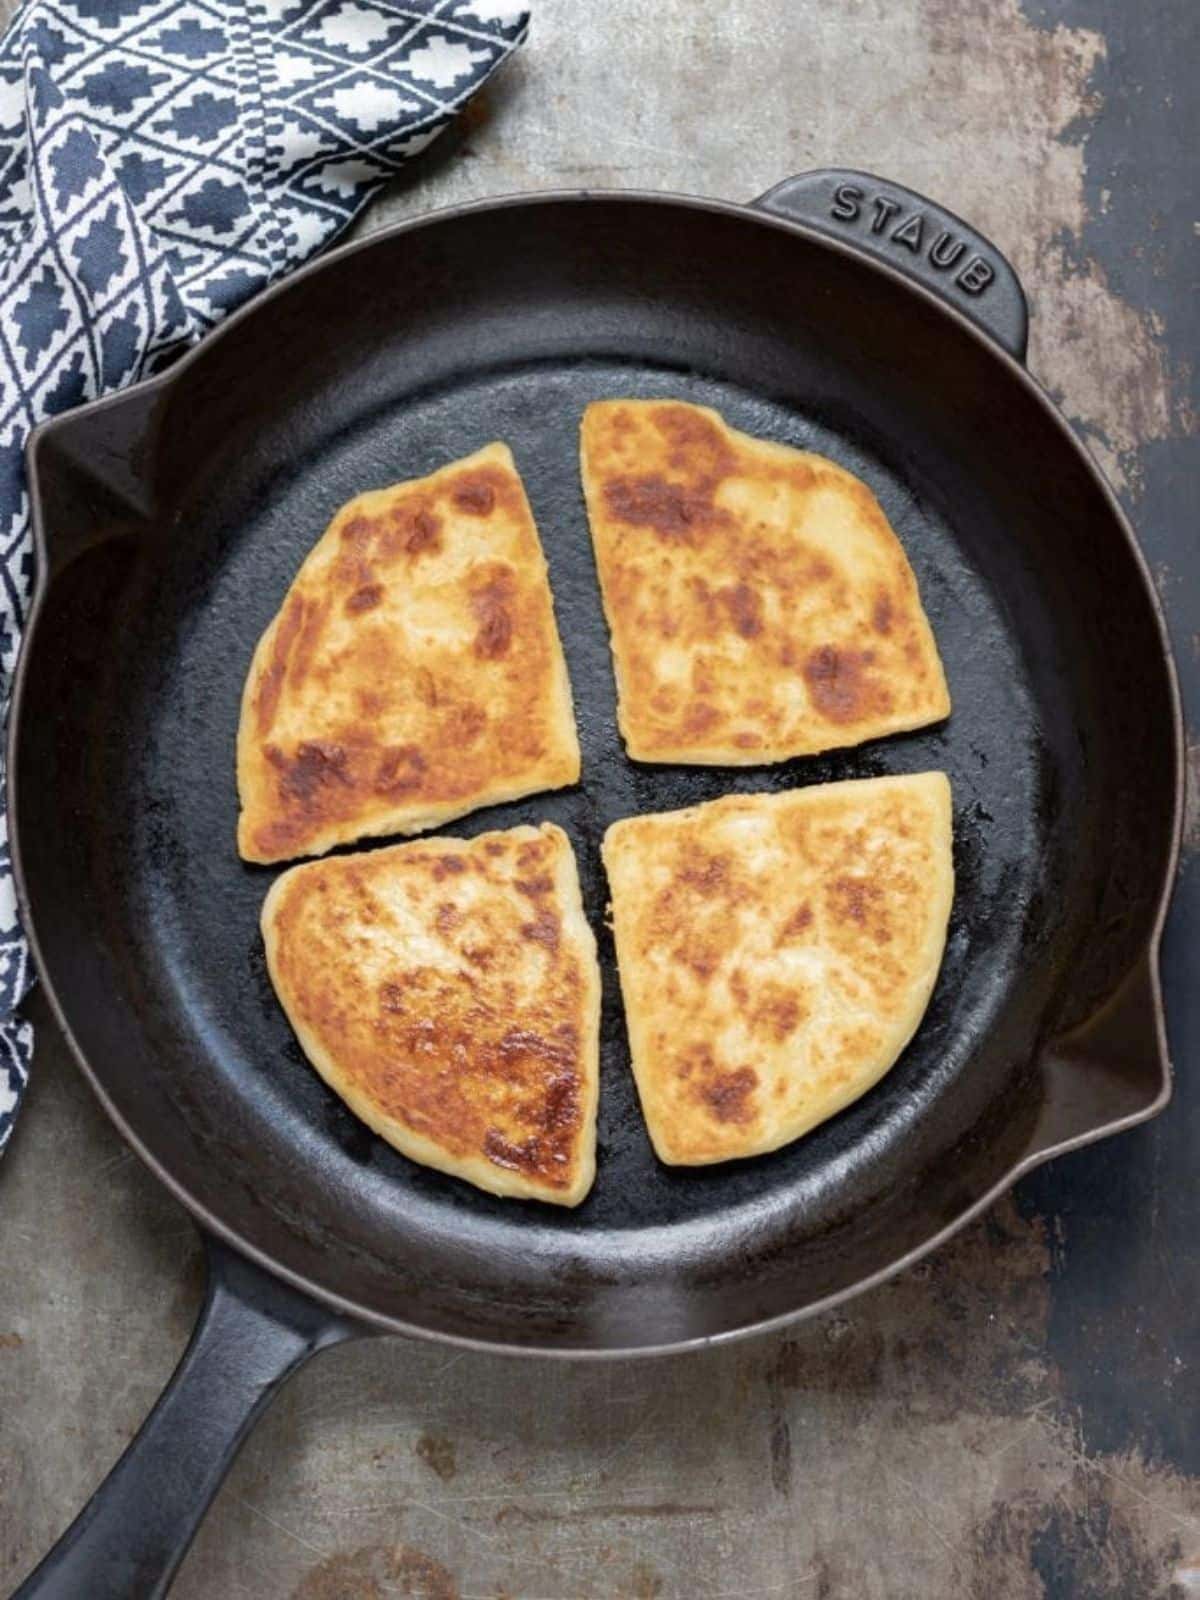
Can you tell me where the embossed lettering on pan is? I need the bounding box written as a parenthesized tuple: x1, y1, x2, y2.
(830, 181, 995, 293)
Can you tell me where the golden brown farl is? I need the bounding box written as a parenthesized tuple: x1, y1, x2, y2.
(581, 399, 950, 764)
(603, 774, 954, 1166)
(237, 444, 579, 863)
(262, 823, 601, 1206)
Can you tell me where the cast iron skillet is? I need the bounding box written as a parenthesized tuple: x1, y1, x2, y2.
(9, 170, 1182, 1597)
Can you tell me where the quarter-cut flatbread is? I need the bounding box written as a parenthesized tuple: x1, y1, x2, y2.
(238, 444, 579, 863)
(581, 399, 950, 763)
(262, 823, 600, 1206)
(603, 774, 953, 1165)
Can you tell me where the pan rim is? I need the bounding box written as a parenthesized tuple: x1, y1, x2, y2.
(10, 185, 1185, 1357)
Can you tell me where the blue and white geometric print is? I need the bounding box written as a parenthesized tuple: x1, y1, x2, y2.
(0, 0, 529, 1155)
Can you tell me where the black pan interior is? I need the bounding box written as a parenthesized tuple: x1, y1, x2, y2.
(14, 197, 1178, 1350)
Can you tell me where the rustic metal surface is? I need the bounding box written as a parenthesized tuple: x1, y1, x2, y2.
(1, 1, 1196, 1596)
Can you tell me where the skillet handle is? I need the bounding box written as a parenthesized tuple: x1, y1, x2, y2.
(754, 169, 1029, 361)
(12, 1236, 357, 1600)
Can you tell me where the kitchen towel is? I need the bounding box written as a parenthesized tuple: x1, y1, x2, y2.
(0, 0, 530, 1154)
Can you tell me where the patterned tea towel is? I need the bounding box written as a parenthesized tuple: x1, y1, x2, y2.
(0, 0, 530, 1154)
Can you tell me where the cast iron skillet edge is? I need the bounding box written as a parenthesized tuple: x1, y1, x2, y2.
(8, 172, 1184, 1600)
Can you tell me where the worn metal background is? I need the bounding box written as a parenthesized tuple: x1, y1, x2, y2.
(2, 2, 1196, 1596)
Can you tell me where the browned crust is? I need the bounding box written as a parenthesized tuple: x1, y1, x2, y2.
(262, 823, 600, 1204)
(581, 400, 950, 764)
(603, 775, 954, 1165)
(237, 444, 579, 863)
